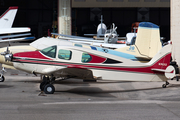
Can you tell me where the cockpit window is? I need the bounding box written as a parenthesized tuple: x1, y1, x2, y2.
(40, 46, 57, 58)
(81, 53, 92, 63)
(58, 49, 72, 60)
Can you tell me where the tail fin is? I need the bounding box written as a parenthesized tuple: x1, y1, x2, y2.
(148, 44, 171, 70)
(0, 6, 18, 28)
(135, 22, 162, 58)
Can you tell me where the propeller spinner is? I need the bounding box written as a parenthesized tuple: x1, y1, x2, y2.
(1, 46, 13, 62)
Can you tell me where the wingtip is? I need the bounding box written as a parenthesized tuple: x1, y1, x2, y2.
(9, 6, 18, 10)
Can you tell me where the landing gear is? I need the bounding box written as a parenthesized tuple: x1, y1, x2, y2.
(39, 75, 56, 94)
(0, 75, 5, 82)
(40, 81, 46, 91)
(0, 67, 6, 82)
(44, 84, 55, 94)
(162, 81, 169, 88)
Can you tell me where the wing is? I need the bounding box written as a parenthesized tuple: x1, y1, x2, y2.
(52, 33, 104, 43)
(52, 33, 94, 40)
(41, 66, 95, 80)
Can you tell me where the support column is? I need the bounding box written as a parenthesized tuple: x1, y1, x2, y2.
(58, 0, 71, 35)
(171, 0, 180, 66)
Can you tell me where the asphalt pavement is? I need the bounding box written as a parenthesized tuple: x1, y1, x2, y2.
(0, 68, 180, 120)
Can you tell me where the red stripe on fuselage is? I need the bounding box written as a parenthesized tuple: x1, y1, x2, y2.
(88, 54, 106, 63)
(12, 58, 168, 75)
(13, 51, 52, 60)
(13, 51, 171, 75)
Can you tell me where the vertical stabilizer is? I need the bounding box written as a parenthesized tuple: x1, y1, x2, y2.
(0, 6, 18, 28)
(148, 44, 171, 70)
(135, 22, 162, 58)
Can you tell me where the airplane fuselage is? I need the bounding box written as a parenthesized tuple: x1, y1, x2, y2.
(11, 45, 171, 82)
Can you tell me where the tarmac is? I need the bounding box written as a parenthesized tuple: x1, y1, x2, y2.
(0, 68, 180, 120)
(0, 42, 180, 120)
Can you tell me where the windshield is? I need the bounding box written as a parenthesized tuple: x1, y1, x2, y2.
(40, 46, 57, 58)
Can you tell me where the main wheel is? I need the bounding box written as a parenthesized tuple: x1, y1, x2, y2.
(0, 76, 5, 82)
(44, 84, 55, 94)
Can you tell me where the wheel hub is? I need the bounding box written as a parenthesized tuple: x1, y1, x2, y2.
(47, 87, 52, 92)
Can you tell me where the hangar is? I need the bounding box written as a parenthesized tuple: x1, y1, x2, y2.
(0, 0, 170, 40)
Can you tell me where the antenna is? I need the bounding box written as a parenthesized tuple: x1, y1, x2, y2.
(100, 15, 103, 35)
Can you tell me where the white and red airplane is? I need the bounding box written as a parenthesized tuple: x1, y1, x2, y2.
(2, 43, 175, 94)
(0, 21, 173, 83)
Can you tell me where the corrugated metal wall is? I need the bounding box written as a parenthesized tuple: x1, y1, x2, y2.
(72, 0, 170, 8)
(171, 0, 180, 68)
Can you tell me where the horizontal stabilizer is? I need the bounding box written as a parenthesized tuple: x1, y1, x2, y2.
(0, 36, 35, 42)
(0, 27, 31, 34)
(151, 69, 165, 72)
(152, 65, 176, 79)
(0, 33, 31, 39)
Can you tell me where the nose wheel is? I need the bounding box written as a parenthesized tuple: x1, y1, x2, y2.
(0, 67, 6, 82)
(0, 75, 5, 82)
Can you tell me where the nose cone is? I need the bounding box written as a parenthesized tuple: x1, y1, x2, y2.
(5, 53, 13, 61)
(0, 45, 37, 66)
(0, 47, 13, 66)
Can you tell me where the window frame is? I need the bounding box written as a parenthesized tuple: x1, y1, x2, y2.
(81, 52, 92, 63)
(40, 45, 57, 58)
(58, 49, 72, 60)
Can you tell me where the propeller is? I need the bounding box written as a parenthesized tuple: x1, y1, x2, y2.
(105, 23, 118, 43)
(1, 46, 13, 62)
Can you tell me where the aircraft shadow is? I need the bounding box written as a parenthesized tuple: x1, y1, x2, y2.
(0, 84, 13, 88)
(56, 87, 116, 98)
(16, 80, 42, 83)
(54, 79, 133, 86)
(15, 78, 180, 98)
(55, 83, 180, 98)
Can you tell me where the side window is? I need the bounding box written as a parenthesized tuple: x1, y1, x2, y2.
(74, 44, 82, 47)
(58, 49, 72, 60)
(81, 52, 92, 63)
(40, 46, 56, 58)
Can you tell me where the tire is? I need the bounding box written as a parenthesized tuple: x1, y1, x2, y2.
(40, 81, 46, 91)
(44, 84, 55, 94)
(0, 76, 5, 82)
(176, 76, 179, 81)
(162, 84, 166, 88)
